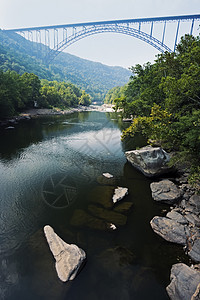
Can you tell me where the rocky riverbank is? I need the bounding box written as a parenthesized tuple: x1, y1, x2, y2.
(125, 145, 200, 300)
(0, 104, 115, 129)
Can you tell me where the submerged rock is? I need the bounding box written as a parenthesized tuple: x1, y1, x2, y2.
(70, 209, 111, 231)
(112, 187, 128, 204)
(88, 186, 115, 208)
(96, 246, 136, 275)
(44, 225, 86, 282)
(150, 180, 181, 204)
(150, 216, 188, 245)
(125, 146, 171, 177)
(97, 175, 116, 185)
(113, 202, 133, 214)
(88, 205, 127, 226)
(166, 263, 200, 300)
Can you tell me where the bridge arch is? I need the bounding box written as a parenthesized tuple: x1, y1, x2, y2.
(46, 24, 172, 63)
(5, 14, 200, 63)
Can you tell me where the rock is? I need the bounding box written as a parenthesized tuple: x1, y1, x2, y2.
(109, 223, 117, 230)
(189, 195, 200, 211)
(88, 205, 127, 226)
(112, 187, 128, 203)
(150, 180, 182, 204)
(184, 213, 200, 227)
(125, 146, 171, 177)
(103, 173, 113, 178)
(43, 225, 86, 282)
(113, 202, 133, 213)
(70, 209, 111, 231)
(150, 216, 189, 245)
(188, 239, 200, 262)
(192, 283, 200, 300)
(166, 263, 200, 300)
(166, 210, 188, 225)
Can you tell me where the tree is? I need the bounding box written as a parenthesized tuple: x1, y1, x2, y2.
(79, 91, 91, 106)
(20, 72, 41, 108)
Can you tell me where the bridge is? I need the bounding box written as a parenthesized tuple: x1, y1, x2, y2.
(4, 14, 200, 63)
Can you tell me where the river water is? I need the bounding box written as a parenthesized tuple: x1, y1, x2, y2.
(0, 111, 188, 300)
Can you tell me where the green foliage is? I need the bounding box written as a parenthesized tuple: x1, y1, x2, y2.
(0, 70, 91, 118)
(0, 70, 42, 118)
(118, 34, 200, 183)
(121, 104, 174, 147)
(104, 85, 126, 104)
(79, 91, 91, 106)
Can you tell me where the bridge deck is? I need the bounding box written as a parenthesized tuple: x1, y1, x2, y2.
(4, 14, 200, 32)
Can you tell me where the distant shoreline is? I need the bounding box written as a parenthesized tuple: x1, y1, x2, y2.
(21, 104, 115, 117)
(0, 104, 115, 128)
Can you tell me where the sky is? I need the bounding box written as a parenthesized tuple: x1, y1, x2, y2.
(0, 0, 199, 68)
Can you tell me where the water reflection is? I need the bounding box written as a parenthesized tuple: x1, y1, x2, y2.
(0, 111, 187, 300)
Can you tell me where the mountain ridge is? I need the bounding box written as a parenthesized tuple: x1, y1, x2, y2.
(0, 30, 131, 101)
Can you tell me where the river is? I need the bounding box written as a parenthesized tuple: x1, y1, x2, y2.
(0, 111, 188, 299)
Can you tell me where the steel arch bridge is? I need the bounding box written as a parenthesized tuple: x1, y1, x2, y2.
(4, 14, 200, 63)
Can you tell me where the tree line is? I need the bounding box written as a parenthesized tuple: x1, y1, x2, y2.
(105, 34, 200, 186)
(0, 30, 130, 103)
(0, 70, 91, 119)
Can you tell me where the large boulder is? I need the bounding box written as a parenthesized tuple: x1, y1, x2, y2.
(125, 146, 171, 177)
(166, 210, 188, 225)
(166, 263, 200, 300)
(150, 216, 189, 245)
(44, 225, 86, 282)
(150, 180, 182, 204)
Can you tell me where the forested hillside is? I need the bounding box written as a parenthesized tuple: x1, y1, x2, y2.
(0, 30, 131, 101)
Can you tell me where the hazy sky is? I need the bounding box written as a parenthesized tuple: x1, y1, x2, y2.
(0, 0, 199, 68)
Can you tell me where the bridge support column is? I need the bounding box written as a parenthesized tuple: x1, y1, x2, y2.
(190, 18, 194, 35)
(174, 20, 180, 51)
(150, 21, 154, 37)
(162, 21, 166, 45)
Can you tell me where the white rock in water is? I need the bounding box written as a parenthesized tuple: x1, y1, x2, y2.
(102, 173, 113, 178)
(44, 225, 86, 282)
(112, 187, 128, 204)
(109, 223, 117, 230)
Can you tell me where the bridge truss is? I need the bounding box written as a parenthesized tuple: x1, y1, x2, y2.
(4, 14, 200, 63)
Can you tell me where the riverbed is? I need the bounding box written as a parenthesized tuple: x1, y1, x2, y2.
(0, 111, 188, 299)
